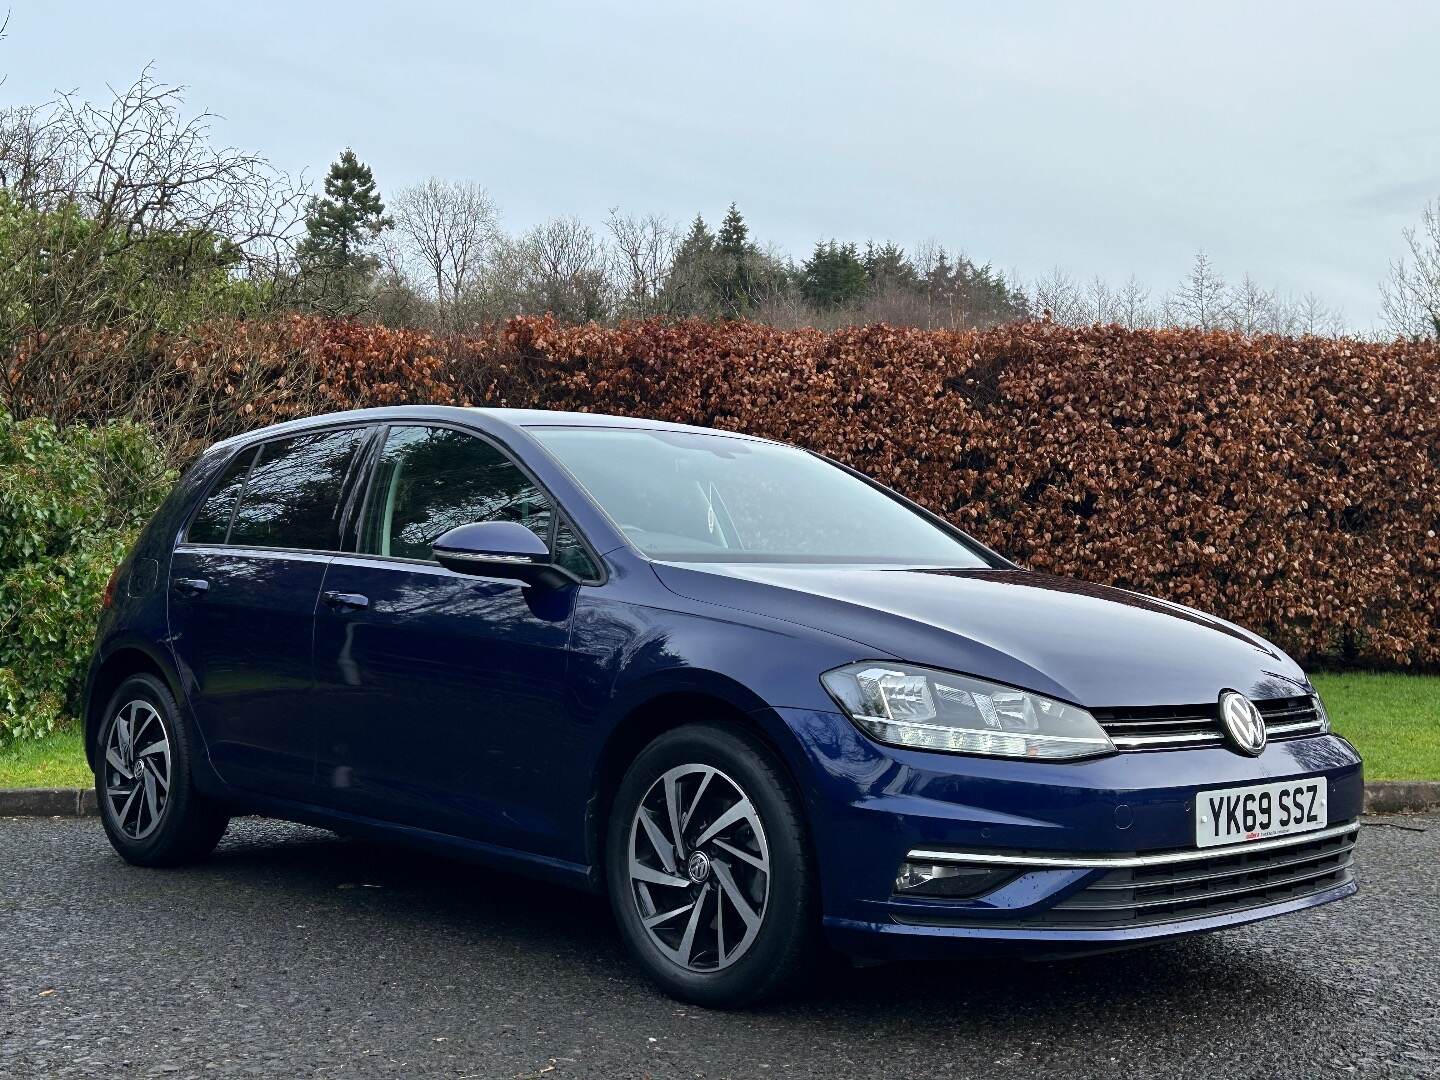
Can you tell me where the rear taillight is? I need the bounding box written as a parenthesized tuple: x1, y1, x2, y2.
(101, 564, 121, 608)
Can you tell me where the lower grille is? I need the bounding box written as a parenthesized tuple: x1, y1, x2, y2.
(899, 821, 1359, 930)
(1095, 695, 1327, 751)
(1035, 826, 1357, 928)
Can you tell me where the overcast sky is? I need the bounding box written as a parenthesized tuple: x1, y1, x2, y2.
(6, 1, 1438, 328)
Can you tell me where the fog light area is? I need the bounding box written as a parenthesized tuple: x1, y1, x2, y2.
(893, 862, 1012, 898)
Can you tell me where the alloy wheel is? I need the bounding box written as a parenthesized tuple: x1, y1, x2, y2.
(103, 700, 173, 841)
(627, 763, 771, 972)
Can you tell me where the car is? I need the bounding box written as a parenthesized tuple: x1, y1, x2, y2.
(83, 405, 1362, 1007)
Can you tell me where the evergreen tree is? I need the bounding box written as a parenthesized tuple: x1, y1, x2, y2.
(678, 213, 715, 259)
(661, 214, 716, 315)
(297, 149, 393, 315)
(716, 203, 749, 255)
(923, 246, 955, 299)
(862, 241, 917, 291)
(801, 240, 868, 310)
(714, 203, 756, 318)
(670, 214, 715, 282)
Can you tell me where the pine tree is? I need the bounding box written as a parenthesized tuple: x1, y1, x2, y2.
(924, 247, 955, 299)
(298, 149, 393, 315)
(671, 214, 714, 273)
(716, 203, 749, 255)
(862, 242, 916, 291)
(714, 203, 755, 318)
(661, 214, 716, 315)
(801, 240, 868, 310)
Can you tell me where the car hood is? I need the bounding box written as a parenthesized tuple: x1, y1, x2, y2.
(652, 563, 1311, 708)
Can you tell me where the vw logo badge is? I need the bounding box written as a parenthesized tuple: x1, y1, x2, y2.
(1219, 691, 1267, 756)
(686, 850, 712, 884)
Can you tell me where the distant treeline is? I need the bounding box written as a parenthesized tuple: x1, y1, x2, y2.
(8, 67, 1440, 356)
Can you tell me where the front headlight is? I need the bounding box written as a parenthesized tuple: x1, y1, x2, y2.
(821, 662, 1115, 760)
(1312, 692, 1332, 733)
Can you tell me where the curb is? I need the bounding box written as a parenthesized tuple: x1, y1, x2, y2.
(0, 787, 98, 817)
(1363, 780, 1440, 815)
(3, 782, 1440, 819)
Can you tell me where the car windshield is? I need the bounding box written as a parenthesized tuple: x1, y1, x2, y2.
(530, 426, 991, 566)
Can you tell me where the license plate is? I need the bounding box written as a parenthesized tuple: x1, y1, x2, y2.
(1195, 777, 1328, 849)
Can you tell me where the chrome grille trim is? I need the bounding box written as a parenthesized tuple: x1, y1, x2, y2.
(906, 820, 1360, 870)
(1110, 731, 1222, 749)
(1267, 719, 1327, 737)
(1095, 694, 1326, 751)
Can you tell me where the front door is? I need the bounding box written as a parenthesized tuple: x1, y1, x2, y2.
(168, 425, 371, 798)
(310, 424, 594, 853)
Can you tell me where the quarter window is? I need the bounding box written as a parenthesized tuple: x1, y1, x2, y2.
(359, 426, 565, 564)
(227, 428, 367, 551)
(553, 518, 599, 580)
(187, 446, 257, 544)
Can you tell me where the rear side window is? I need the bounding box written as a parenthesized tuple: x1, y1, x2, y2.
(227, 428, 367, 551)
(187, 447, 257, 544)
(359, 425, 552, 561)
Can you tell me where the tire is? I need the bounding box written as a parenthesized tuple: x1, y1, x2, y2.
(606, 722, 819, 1007)
(94, 673, 229, 867)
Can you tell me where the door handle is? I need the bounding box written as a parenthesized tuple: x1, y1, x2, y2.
(172, 577, 209, 596)
(321, 590, 370, 611)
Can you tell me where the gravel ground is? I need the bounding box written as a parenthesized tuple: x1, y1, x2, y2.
(1, 814, 1437, 1079)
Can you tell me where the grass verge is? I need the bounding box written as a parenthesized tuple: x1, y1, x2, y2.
(0, 728, 89, 790)
(1312, 671, 1440, 782)
(0, 673, 1435, 789)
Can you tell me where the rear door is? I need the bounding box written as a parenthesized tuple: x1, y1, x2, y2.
(168, 424, 372, 799)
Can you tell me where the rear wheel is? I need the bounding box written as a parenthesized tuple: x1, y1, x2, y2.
(96, 674, 229, 867)
(606, 723, 819, 1007)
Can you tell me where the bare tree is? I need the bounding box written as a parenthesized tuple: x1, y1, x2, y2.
(47, 68, 300, 268)
(1380, 196, 1440, 340)
(1293, 292, 1345, 337)
(494, 216, 612, 322)
(0, 104, 66, 200)
(605, 209, 679, 318)
(0, 68, 305, 423)
(367, 232, 434, 329)
(1116, 275, 1154, 328)
(1085, 275, 1116, 324)
(1031, 266, 1088, 324)
(1227, 273, 1278, 335)
(392, 177, 498, 328)
(1166, 250, 1231, 329)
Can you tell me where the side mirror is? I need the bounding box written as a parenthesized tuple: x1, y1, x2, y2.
(431, 521, 576, 589)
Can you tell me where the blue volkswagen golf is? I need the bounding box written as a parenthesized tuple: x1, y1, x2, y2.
(85, 406, 1362, 1006)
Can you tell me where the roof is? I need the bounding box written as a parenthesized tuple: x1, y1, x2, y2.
(205, 405, 769, 455)
(470, 407, 767, 439)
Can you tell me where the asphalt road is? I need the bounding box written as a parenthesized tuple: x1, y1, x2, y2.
(2, 815, 1437, 1079)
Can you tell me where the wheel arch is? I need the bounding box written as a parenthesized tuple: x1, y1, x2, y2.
(84, 643, 183, 771)
(585, 679, 815, 891)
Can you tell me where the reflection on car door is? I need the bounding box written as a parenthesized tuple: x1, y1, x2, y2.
(168, 426, 370, 798)
(310, 424, 592, 853)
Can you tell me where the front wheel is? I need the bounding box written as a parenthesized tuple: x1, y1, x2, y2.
(606, 723, 819, 1007)
(96, 674, 229, 867)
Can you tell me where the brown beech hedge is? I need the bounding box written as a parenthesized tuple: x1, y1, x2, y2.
(38, 315, 1440, 669)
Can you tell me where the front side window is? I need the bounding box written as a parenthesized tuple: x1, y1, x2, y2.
(530, 426, 991, 566)
(359, 426, 555, 561)
(227, 428, 367, 550)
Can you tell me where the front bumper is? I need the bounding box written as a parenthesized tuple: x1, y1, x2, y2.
(772, 708, 1363, 960)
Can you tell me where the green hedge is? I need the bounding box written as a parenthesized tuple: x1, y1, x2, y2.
(0, 409, 172, 744)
